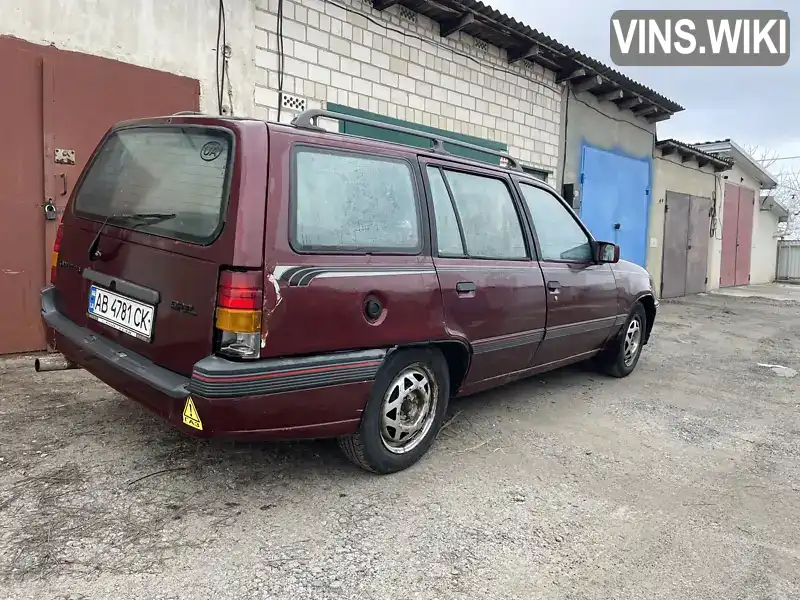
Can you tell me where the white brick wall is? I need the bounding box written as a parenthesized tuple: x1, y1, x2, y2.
(253, 0, 562, 175)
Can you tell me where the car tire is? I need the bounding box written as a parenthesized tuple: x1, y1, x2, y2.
(599, 302, 647, 378)
(338, 347, 450, 474)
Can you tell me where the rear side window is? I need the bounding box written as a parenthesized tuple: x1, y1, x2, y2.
(73, 126, 232, 244)
(426, 167, 465, 257)
(441, 170, 527, 260)
(292, 148, 420, 253)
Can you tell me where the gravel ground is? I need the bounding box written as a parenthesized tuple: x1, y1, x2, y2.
(1, 291, 799, 600)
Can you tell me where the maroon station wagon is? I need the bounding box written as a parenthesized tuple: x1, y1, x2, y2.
(38, 109, 657, 474)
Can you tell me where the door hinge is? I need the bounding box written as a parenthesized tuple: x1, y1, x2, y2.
(580, 172, 585, 184)
(705, 277, 708, 284)
(665, 204, 669, 213)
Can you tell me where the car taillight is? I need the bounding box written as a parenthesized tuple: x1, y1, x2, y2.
(50, 223, 64, 284)
(215, 269, 263, 360)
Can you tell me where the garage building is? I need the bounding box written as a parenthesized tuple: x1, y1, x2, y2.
(253, 0, 683, 186)
(559, 78, 682, 267)
(694, 140, 785, 288)
(648, 140, 731, 299)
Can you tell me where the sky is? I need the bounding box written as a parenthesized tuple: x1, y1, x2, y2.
(487, 0, 799, 163)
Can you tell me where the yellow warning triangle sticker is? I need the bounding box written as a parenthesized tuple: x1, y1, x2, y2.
(182, 396, 203, 431)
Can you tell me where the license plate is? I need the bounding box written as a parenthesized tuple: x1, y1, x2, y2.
(88, 285, 155, 341)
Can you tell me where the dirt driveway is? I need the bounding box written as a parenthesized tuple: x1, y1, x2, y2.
(1, 291, 799, 600)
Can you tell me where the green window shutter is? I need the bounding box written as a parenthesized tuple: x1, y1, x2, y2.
(326, 103, 507, 166)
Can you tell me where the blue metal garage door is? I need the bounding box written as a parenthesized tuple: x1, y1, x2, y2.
(579, 145, 651, 266)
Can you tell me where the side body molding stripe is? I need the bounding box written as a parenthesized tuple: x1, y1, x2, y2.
(276, 266, 435, 287)
(190, 349, 388, 398)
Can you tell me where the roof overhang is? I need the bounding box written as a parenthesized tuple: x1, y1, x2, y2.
(655, 139, 732, 172)
(759, 194, 790, 222)
(371, 0, 684, 124)
(693, 139, 778, 190)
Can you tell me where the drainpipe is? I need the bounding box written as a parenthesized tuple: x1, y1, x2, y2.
(556, 84, 569, 193)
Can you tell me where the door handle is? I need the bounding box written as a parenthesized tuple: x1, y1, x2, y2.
(547, 280, 561, 292)
(456, 281, 476, 294)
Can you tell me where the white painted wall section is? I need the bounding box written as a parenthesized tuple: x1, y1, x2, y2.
(1, 0, 256, 115)
(750, 205, 780, 284)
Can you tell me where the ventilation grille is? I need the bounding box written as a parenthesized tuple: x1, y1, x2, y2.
(399, 6, 417, 22)
(475, 39, 488, 52)
(280, 92, 307, 113)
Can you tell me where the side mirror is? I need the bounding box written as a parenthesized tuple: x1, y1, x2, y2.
(595, 241, 620, 264)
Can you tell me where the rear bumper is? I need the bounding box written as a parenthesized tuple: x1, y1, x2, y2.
(41, 286, 384, 440)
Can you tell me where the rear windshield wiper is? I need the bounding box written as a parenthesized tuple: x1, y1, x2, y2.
(88, 212, 177, 261)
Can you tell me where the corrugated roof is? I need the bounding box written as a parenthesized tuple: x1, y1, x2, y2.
(694, 138, 732, 145)
(656, 139, 732, 171)
(692, 139, 778, 189)
(460, 0, 684, 113)
(375, 0, 684, 121)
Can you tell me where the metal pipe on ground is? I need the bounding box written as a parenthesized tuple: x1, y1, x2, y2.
(34, 354, 81, 372)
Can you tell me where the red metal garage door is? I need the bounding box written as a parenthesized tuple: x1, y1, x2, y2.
(719, 183, 756, 288)
(0, 37, 199, 355)
(0, 44, 46, 356)
(734, 187, 755, 286)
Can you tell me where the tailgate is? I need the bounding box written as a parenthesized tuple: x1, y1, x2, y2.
(52, 120, 267, 375)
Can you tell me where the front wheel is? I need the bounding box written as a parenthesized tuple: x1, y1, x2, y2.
(598, 303, 647, 378)
(338, 348, 450, 474)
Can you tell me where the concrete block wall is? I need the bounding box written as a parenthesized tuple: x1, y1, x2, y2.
(253, 0, 562, 176)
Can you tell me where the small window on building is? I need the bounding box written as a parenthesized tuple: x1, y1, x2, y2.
(442, 170, 527, 260)
(522, 166, 549, 182)
(292, 148, 421, 253)
(426, 167, 465, 256)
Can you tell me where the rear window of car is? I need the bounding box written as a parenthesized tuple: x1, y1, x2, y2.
(291, 147, 421, 253)
(73, 126, 232, 244)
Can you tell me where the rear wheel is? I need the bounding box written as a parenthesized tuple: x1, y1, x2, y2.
(599, 303, 647, 378)
(338, 347, 449, 474)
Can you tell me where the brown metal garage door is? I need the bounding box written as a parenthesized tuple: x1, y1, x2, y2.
(661, 191, 712, 299)
(0, 37, 199, 355)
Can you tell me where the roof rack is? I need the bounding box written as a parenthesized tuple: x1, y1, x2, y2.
(171, 111, 205, 116)
(291, 108, 522, 171)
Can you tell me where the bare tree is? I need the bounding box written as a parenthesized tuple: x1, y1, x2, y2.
(744, 144, 800, 239)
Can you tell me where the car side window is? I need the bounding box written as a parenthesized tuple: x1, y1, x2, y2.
(292, 148, 420, 252)
(440, 170, 527, 260)
(519, 183, 593, 262)
(426, 167, 465, 256)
